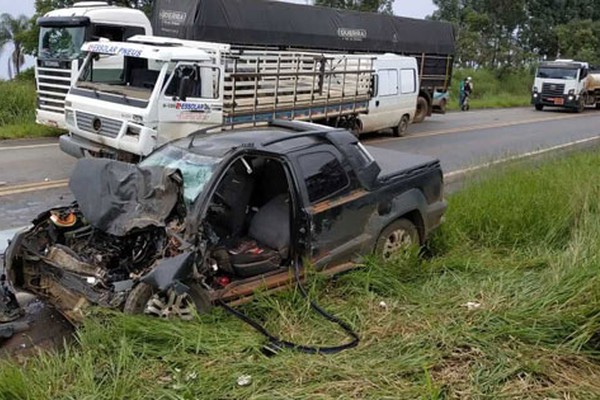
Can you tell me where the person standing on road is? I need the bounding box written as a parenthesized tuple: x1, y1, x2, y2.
(461, 77, 473, 111)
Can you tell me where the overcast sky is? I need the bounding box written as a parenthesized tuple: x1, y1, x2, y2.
(0, 0, 436, 79)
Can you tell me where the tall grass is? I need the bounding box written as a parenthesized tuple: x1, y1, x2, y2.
(0, 73, 62, 139)
(3, 151, 600, 398)
(447, 68, 534, 111)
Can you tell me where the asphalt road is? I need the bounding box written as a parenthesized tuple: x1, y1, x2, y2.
(1, 106, 600, 231)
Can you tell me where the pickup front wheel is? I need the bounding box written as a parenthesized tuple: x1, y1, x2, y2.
(375, 219, 419, 260)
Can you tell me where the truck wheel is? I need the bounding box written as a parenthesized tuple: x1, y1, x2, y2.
(577, 99, 585, 113)
(124, 282, 211, 319)
(375, 219, 419, 260)
(438, 99, 447, 114)
(392, 115, 410, 137)
(596, 102, 600, 110)
(413, 97, 428, 123)
(535, 104, 544, 111)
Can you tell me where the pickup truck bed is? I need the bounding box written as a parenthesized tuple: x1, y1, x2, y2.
(366, 146, 441, 182)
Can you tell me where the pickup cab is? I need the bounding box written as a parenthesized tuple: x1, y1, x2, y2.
(4, 121, 446, 321)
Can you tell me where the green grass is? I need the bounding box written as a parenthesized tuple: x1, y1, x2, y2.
(0, 76, 63, 140)
(3, 150, 600, 398)
(447, 68, 534, 111)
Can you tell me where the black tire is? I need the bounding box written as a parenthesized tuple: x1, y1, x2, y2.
(413, 97, 429, 123)
(375, 219, 419, 260)
(124, 282, 212, 316)
(535, 104, 544, 111)
(438, 99, 447, 114)
(577, 98, 585, 113)
(595, 102, 600, 110)
(392, 115, 410, 137)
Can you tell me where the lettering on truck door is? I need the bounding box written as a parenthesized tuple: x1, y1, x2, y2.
(158, 63, 223, 143)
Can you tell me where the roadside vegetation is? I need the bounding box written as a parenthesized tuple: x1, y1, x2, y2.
(0, 72, 62, 140)
(447, 68, 533, 111)
(2, 150, 600, 398)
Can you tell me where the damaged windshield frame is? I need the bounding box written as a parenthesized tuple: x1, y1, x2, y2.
(140, 145, 222, 203)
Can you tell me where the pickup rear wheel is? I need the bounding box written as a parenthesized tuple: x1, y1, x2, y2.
(393, 115, 410, 137)
(375, 219, 419, 260)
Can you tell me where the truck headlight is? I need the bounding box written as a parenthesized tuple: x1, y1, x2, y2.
(533, 93, 539, 98)
(65, 109, 75, 127)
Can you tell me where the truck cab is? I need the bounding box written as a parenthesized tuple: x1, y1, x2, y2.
(532, 60, 592, 112)
(36, 1, 151, 129)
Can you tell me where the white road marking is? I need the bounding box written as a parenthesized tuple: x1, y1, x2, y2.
(444, 135, 600, 179)
(0, 143, 58, 151)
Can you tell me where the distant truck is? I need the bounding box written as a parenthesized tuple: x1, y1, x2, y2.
(532, 60, 600, 112)
(35, 1, 152, 129)
(59, 36, 419, 160)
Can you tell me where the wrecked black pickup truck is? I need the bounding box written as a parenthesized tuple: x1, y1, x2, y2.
(3, 121, 446, 322)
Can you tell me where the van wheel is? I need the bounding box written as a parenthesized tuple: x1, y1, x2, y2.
(535, 104, 544, 111)
(124, 282, 212, 319)
(393, 115, 410, 137)
(413, 97, 428, 123)
(375, 219, 419, 260)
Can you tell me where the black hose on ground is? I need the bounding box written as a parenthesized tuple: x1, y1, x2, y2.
(218, 262, 359, 355)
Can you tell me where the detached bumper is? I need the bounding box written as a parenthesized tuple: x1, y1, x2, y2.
(531, 93, 579, 109)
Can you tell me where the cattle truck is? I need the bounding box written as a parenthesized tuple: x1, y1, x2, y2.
(35, 1, 152, 129)
(151, 0, 455, 123)
(59, 36, 419, 160)
(532, 59, 600, 112)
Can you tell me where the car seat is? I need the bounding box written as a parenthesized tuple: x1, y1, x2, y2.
(228, 194, 290, 277)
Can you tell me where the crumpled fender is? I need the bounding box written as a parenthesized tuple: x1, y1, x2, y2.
(141, 252, 195, 292)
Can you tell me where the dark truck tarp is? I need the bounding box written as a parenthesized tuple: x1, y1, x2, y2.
(69, 159, 182, 237)
(151, 0, 455, 56)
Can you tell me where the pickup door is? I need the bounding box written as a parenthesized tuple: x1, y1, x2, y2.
(291, 144, 377, 269)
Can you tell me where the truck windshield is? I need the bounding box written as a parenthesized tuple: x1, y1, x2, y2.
(537, 67, 578, 80)
(39, 26, 85, 60)
(140, 145, 221, 203)
(75, 54, 161, 105)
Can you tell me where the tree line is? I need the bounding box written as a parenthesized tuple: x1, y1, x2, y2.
(431, 0, 600, 68)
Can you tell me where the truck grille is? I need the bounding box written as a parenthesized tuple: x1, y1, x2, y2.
(76, 111, 123, 139)
(36, 62, 72, 114)
(542, 83, 565, 97)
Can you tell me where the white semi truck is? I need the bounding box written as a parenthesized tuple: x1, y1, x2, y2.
(35, 1, 151, 129)
(532, 60, 600, 112)
(59, 36, 419, 160)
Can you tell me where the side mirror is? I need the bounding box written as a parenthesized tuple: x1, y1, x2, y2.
(581, 69, 588, 80)
(178, 76, 194, 101)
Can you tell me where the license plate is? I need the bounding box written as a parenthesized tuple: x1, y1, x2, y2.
(554, 98, 564, 105)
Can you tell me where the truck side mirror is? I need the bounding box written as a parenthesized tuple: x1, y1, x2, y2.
(178, 76, 194, 101)
(581, 69, 588, 80)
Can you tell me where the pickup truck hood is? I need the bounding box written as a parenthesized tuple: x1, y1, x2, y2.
(69, 159, 183, 236)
